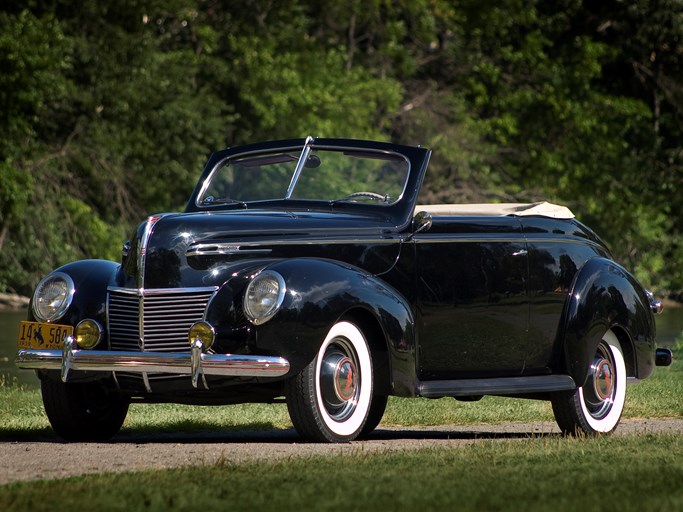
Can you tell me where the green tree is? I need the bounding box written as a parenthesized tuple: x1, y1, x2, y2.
(2, 0, 683, 298)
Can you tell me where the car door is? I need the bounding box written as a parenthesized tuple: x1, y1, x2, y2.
(414, 216, 530, 379)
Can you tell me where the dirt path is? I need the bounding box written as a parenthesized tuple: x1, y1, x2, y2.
(1, 418, 681, 486)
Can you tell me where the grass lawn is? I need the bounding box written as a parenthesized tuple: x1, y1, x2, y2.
(1, 435, 682, 511)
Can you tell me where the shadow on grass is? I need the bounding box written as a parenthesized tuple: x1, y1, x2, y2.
(0, 420, 283, 443)
(0, 427, 57, 441)
(0, 422, 562, 444)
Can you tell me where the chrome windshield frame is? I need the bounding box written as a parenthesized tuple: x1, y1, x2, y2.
(189, 137, 425, 218)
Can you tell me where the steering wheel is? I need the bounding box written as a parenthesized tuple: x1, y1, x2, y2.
(338, 192, 389, 203)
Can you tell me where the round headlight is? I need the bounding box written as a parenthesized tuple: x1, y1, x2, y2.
(244, 270, 286, 325)
(32, 272, 75, 322)
(75, 319, 103, 349)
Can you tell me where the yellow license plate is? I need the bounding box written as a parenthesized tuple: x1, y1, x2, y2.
(17, 321, 74, 350)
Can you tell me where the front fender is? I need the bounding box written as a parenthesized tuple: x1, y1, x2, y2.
(561, 257, 656, 384)
(28, 260, 120, 328)
(253, 258, 417, 395)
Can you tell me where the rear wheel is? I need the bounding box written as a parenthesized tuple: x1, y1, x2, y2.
(41, 378, 129, 441)
(551, 330, 626, 435)
(286, 321, 373, 442)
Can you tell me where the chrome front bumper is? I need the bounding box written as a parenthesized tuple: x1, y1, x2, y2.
(16, 336, 290, 388)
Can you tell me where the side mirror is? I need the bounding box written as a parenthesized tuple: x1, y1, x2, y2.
(407, 211, 432, 241)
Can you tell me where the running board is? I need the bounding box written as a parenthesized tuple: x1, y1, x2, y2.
(418, 375, 576, 398)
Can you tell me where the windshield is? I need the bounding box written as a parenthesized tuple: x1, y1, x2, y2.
(198, 144, 409, 206)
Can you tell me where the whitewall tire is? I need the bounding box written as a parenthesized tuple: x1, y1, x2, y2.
(552, 330, 626, 435)
(286, 321, 373, 442)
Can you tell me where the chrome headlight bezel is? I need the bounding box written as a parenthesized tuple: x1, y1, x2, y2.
(32, 272, 75, 322)
(243, 270, 286, 325)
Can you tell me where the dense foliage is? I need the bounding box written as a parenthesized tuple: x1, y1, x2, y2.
(1, 0, 682, 296)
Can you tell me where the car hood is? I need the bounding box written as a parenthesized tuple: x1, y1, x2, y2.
(118, 209, 404, 289)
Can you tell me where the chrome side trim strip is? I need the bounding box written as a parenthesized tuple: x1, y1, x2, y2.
(186, 239, 400, 257)
(186, 244, 272, 257)
(16, 343, 290, 380)
(414, 236, 525, 244)
(185, 236, 597, 251)
(523, 237, 605, 249)
(187, 235, 597, 255)
(414, 236, 601, 248)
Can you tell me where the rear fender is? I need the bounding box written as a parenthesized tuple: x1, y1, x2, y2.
(561, 257, 656, 384)
(253, 258, 417, 396)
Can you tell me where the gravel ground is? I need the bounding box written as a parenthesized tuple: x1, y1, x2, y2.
(1, 418, 681, 485)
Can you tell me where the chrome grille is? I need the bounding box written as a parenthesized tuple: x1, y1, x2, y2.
(108, 288, 216, 352)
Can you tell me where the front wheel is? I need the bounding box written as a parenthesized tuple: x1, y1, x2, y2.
(285, 321, 373, 442)
(551, 330, 627, 435)
(41, 378, 129, 441)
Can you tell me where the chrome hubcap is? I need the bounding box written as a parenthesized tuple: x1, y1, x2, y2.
(333, 356, 358, 401)
(583, 343, 616, 419)
(319, 338, 360, 421)
(593, 359, 614, 400)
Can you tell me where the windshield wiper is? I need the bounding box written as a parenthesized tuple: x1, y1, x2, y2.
(201, 197, 248, 208)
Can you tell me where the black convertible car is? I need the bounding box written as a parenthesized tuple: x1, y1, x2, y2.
(16, 137, 673, 442)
